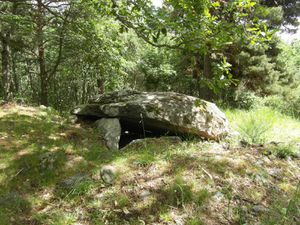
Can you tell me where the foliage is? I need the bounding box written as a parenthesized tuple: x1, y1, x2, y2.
(264, 92, 300, 118)
(0, 0, 298, 109)
(234, 45, 283, 95)
(94, 0, 278, 99)
(233, 83, 264, 109)
(260, 0, 300, 31)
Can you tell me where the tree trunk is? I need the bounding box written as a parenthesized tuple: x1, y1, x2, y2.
(26, 59, 37, 102)
(1, 32, 13, 102)
(81, 76, 87, 104)
(203, 53, 212, 79)
(12, 52, 19, 94)
(97, 78, 105, 95)
(37, 0, 48, 106)
(202, 50, 213, 101)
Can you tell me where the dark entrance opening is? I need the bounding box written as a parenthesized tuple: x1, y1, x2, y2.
(119, 118, 178, 148)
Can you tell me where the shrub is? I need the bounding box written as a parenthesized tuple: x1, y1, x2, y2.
(264, 88, 300, 118)
(234, 91, 261, 110)
(233, 82, 264, 110)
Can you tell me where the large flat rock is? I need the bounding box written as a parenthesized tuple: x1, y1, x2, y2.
(72, 90, 230, 140)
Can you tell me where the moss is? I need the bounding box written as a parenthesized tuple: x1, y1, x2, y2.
(146, 104, 161, 115)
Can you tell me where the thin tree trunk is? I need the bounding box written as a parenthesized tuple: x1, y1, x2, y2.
(12, 52, 18, 94)
(203, 53, 212, 79)
(26, 59, 37, 102)
(11, 3, 18, 95)
(203, 50, 213, 101)
(81, 76, 87, 104)
(37, 0, 48, 106)
(1, 32, 13, 102)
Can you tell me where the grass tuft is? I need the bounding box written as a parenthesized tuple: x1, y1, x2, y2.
(270, 144, 299, 159)
(164, 176, 194, 207)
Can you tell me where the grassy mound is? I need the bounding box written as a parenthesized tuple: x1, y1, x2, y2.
(0, 104, 300, 224)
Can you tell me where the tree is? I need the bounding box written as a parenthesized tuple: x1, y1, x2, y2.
(0, 1, 18, 101)
(33, 0, 71, 105)
(260, 0, 300, 31)
(0, 0, 71, 105)
(99, 0, 273, 100)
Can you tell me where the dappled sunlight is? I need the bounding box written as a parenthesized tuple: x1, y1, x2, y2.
(0, 105, 300, 224)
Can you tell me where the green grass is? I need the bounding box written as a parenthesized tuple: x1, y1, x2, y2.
(1, 105, 300, 224)
(262, 181, 300, 225)
(225, 107, 300, 144)
(164, 176, 194, 207)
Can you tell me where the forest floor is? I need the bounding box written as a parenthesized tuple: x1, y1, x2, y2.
(0, 104, 300, 225)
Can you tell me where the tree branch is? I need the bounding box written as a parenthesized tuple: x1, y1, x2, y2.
(46, 8, 70, 80)
(110, 0, 185, 50)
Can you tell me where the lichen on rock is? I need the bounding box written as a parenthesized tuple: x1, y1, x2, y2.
(72, 90, 230, 147)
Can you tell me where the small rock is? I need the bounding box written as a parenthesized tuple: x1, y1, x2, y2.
(229, 131, 240, 138)
(213, 191, 224, 202)
(174, 218, 184, 225)
(267, 168, 282, 179)
(252, 205, 266, 214)
(263, 157, 271, 164)
(68, 115, 78, 124)
(100, 165, 117, 185)
(39, 105, 47, 109)
(140, 190, 151, 198)
(60, 173, 86, 189)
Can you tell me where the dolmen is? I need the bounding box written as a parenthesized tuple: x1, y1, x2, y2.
(72, 90, 230, 150)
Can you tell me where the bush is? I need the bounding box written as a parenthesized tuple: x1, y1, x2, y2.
(234, 91, 263, 110)
(232, 83, 264, 110)
(264, 91, 300, 118)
